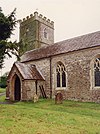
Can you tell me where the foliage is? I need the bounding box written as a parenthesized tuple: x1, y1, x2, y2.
(17, 40, 28, 57)
(0, 98, 100, 134)
(0, 72, 9, 88)
(0, 8, 16, 40)
(0, 8, 20, 69)
(0, 75, 7, 88)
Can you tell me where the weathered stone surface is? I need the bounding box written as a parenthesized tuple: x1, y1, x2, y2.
(7, 64, 45, 101)
(51, 47, 100, 102)
(27, 58, 51, 97)
(19, 12, 54, 55)
(33, 94, 39, 103)
(26, 46, 100, 102)
(55, 91, 63, 104)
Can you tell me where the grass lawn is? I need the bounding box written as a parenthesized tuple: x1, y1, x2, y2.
(0, 96, 100, 134)
(0, 88, 6, 93)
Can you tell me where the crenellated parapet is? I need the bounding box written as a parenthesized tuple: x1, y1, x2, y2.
(19, 11, 54, 29)
(19, 11, 54, 55)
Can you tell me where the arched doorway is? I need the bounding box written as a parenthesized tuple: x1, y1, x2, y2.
(14, 75, 21, 101)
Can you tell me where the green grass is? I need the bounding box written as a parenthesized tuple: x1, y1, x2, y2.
(0, 88, 6, 93)
(0, 96, 100, 134)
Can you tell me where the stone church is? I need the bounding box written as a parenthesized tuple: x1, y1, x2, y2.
(7, 12, 100, 102)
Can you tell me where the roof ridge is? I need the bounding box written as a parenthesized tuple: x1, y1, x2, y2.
(21, 31, 100, 62)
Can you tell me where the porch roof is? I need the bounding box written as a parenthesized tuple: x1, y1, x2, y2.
(8, 62, 45, 80)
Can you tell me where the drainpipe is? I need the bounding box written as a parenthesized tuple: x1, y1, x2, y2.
(50, 57, 52, 99)
(35, 80, 37, 94)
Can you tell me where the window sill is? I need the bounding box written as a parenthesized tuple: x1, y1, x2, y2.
(55, 87, 66, 90)
(94, 86, 100, 90)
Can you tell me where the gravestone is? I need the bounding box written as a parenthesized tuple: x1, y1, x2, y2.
(33, 94, 39, 103)
(55, 91, 63, 104)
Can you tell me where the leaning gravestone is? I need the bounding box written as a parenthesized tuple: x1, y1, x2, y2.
(33, 94, 39, 103)
(55, 91, 63, 104)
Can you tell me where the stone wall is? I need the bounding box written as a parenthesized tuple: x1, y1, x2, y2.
(19, 12, 54, 55)
(22, 46, 100, 102)
(39, 22, 54, 47)
(26, 58, 51, 97)
(23, 80, 36, 101)
(51, 46, 100, 102)
(22, 80, 45, 100)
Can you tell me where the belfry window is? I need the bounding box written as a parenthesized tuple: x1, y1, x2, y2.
(56, 62, 66, 88)
(94, 58, 100, 86)
(44, 28, 47, 38)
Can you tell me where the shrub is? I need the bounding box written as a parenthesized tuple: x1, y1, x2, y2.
(0, 76, 7, 88)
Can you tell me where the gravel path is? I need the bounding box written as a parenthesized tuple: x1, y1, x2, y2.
(0, 92, 14, 104)
(0, 92, 6, 96)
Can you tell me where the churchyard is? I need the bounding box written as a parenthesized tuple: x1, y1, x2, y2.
(0, 88, 6, 93)
(0, 95, 100, 134)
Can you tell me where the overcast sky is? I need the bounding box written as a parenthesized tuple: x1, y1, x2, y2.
(0, 0, 100, 75)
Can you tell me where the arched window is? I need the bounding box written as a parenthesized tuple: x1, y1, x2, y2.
(94, 57, 100, 86)
(56, 62, 66, 88)
(62, 71, 66, 87)
(44, 28, 47, 38)
(57, 71, 60, 87)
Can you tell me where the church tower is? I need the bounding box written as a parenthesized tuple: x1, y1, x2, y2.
(19, 12, 54, 55)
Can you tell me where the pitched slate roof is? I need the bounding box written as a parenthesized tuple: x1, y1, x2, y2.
(21, 31, 100, 62)
(8, 62, 45, 80)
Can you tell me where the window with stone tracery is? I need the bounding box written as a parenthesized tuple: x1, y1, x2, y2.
(56, 62, 66, 88)
(94, 58, 100, 86)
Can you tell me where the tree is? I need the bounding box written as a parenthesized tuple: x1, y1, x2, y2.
(0, 8, 19, 69)
(0, 75, 7, 88)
